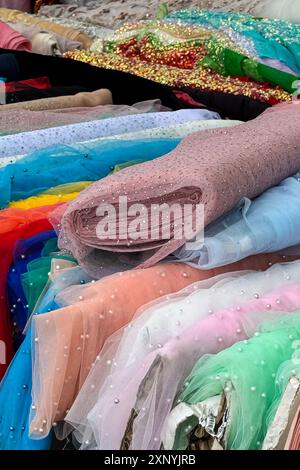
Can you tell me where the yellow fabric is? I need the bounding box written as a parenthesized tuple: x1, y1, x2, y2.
(10, 181, 92, 209)
(111, 159, 146, 174)
(0, 8, 93, 48)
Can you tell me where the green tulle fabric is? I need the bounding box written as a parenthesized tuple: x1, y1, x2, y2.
(174, 312, 300, 450)
(21, 241, 75, 314)
(200, 39, 299, 93)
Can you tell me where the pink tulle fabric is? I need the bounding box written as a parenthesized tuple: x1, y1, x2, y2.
(58, 103, 300, 273)
(0, 21, 31, 51)
(29, 253, 296, 439)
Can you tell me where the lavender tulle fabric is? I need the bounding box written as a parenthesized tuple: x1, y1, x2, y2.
(58, 103, 300, 274)
(64, 261, 300, 449)
(0, 109, 220, 157)
(98, 120, 242, 142)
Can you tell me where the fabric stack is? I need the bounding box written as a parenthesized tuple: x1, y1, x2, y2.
(0, 6, 91, 55)
(39, 0, 300, 28)
(1, 1, 300, 453)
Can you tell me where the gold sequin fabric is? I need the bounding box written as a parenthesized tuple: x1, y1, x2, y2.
(65, 49, 291, 103)
(65, 18, 292, 103)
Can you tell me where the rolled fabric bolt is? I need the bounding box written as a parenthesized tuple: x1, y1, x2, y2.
(58, 102, 300, 272)
(0, 89, 113, 111)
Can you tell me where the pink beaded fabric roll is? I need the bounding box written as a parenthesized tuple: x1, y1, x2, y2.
(57, 103, 300, 273)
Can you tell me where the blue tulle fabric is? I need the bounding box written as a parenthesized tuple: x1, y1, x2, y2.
(0, 138, 180, 207)
(0, 264, 93, 450)
(174, 172, 300, 269)
(166, 10, 300, 74)
(7, 231, 57, 333)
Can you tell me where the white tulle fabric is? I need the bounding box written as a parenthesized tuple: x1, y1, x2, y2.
(95, 119, 242, 142)
(0, 120, 241, 172)
(0, 109, 220, 158)
(65, 261, 300, 449)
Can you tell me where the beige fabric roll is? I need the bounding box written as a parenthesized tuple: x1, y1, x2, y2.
(31, 32, 60, 56)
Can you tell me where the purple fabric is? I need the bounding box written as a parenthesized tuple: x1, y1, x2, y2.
(0, 0, 31, 12)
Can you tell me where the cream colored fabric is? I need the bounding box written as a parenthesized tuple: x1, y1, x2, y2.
(31, 32, 60, 56)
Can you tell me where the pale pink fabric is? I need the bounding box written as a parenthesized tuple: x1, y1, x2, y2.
(58, 103, 300, 273)
(0, 21, 31, 51)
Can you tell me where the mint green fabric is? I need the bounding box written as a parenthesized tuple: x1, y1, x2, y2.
(174, 313, 300, 450)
